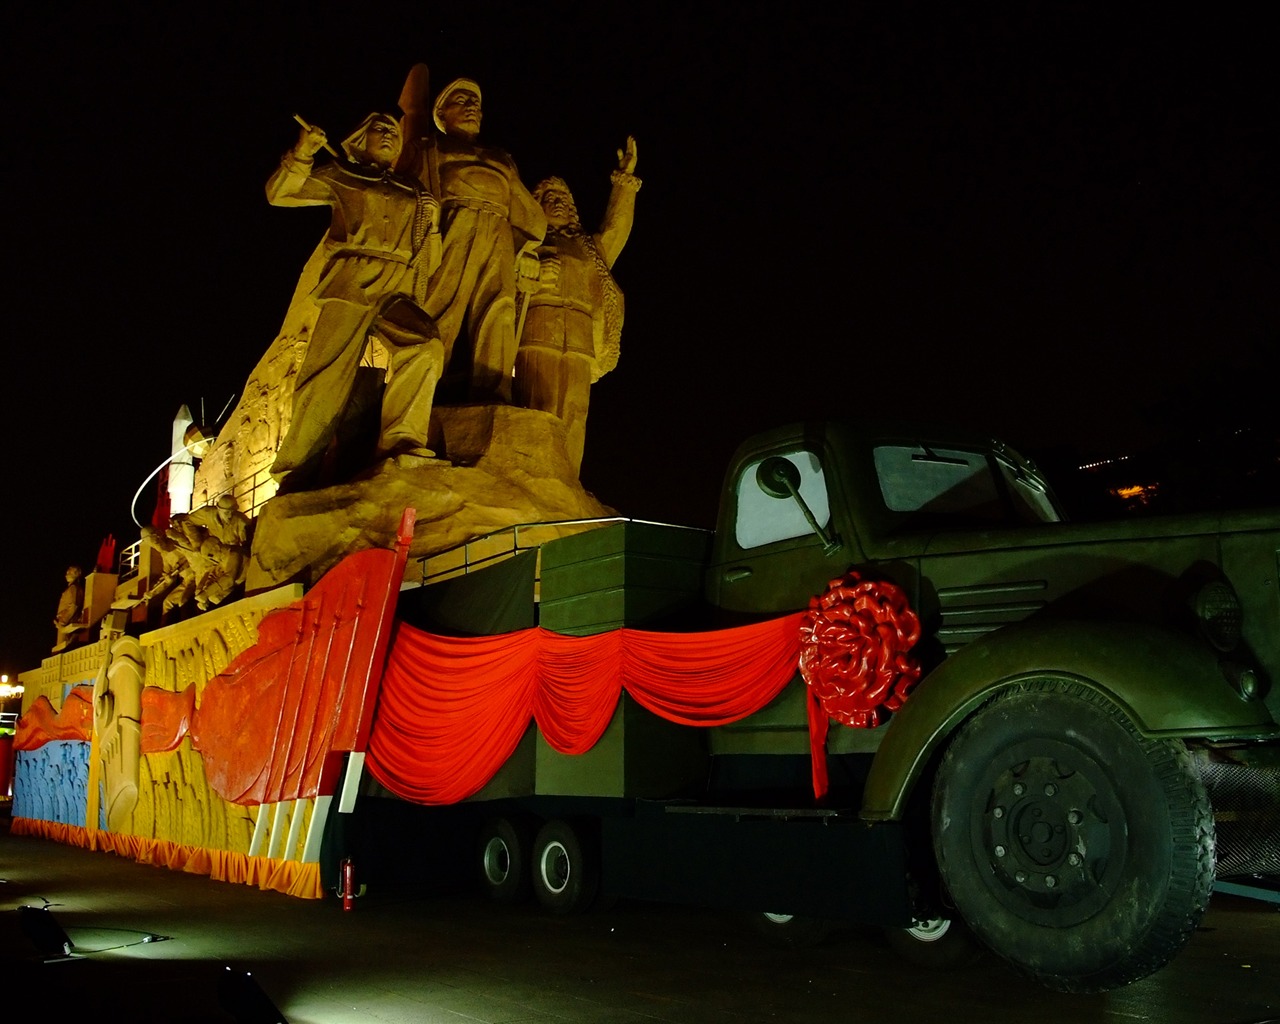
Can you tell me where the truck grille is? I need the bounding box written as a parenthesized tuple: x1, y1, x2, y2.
(1199, 758, 1280, 878)
(934, 580, 1048, 655)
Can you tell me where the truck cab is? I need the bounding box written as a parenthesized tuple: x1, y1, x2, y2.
(702, 419, 1278, 990)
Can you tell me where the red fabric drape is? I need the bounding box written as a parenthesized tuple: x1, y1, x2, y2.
(366, 613, 805, 806)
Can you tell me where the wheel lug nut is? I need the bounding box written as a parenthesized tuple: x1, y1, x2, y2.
(1013, 783, 1025, 796)
(1015, 871, 1028, 884)
(1045, 875, 1057, 888)
(994, 845, 1007, 858)
(1044, 783, 1057, 796)
(1068, 853, 1082, 867)
(993, 807, 1005, 819)
(1068, 810, 1082, 825)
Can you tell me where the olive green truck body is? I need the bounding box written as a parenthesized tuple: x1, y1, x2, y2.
(395, 420, 1279, 992)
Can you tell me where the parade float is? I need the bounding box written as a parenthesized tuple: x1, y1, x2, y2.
(10, 62, 1279, 995)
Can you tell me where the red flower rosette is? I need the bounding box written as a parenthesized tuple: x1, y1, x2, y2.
(798, 571, 923, 728)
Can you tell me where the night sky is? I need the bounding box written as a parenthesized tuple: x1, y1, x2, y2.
(1, 2, 1274, 674)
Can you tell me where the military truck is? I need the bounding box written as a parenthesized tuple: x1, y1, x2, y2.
(363, 419, 1279, 993)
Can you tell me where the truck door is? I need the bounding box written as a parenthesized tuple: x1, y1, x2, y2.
(707, 445, 852, 614)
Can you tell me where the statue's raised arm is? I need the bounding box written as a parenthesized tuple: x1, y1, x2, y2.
(513, 139, 642, 474)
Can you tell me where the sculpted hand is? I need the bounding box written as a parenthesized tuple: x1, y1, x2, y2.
(617, 135, 638, 174)
(538, 253, 561, 289)
(295, 124, 329, 159)
(515, 248, 542, 292)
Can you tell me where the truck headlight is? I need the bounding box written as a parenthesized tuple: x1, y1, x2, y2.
(1194, 579, 1242, 652)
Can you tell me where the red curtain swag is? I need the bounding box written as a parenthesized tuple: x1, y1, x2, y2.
(365, 572, 923, 806)
(365, 614, 806, 806)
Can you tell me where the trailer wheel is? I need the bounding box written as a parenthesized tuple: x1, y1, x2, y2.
(477, 817, 531, 903)
(932, 684, 1215, 992)
(531, 819, 599, 914)
(883, 914, 984, 969)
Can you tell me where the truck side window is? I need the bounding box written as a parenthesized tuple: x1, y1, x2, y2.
(874, 445, 1003, 521)
(734, 451, 832, 549)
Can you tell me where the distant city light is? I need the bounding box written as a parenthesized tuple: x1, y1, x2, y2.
(1079, 454, 1131, 471)
(1110, 482, 1160, 506)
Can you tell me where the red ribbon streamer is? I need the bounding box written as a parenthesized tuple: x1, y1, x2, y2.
(799, 571, 922, 798)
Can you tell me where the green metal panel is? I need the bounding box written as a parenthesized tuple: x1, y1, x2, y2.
(539, 521, 711, 635)
(708, 679, 891, 756)
(535, 695, 708, 798)
(535, 522, 712, 798)
(860, 619, 1280, 822)
(399, 549, 537, 636)
(468, 724, 537, 801)
(1220, 524, 1280, 719)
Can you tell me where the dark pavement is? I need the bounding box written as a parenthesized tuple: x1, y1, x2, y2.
(2, 808, 1277, 1024)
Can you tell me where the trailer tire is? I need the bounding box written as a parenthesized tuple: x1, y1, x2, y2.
(932, 683, 1215, 992)
(532, 819, 599, 914)
(477, 817, 531, 903)
(884, 914, 985, 969)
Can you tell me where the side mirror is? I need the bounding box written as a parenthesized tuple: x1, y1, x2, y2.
(756, 456, 802, 499)
(755, 457, 841, 555)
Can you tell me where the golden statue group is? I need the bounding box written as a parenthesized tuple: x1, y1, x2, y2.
(269, 66, 640, 493)
(50, 60, 642, 639)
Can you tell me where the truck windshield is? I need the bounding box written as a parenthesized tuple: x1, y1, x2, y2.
(996, 455, 1063, 523)
(735, 450, 833, 548)
(874, 445, 1062, 526)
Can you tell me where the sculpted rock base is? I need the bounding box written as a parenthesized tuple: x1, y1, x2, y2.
(246, 404, 614, 590)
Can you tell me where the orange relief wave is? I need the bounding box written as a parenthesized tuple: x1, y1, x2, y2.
(14, 686, 95, 750)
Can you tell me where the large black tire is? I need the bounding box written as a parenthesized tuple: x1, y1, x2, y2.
(932, 682, 1215, 992)
(531, 819, 599, 914)
(476, 817, 531, 903)
(884, 913, 985, 969)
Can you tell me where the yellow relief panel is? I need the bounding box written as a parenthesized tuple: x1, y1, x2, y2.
(92, 584, 302, 852)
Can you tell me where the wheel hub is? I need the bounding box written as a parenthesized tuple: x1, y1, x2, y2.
(482, 837, 511, 885)
(539, 841, 570, 894)
(979, 751, 1124, 925)
(905, 917, 953, 943)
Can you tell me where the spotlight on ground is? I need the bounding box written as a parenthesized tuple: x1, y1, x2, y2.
(218, 966, 289, 1024)
(18, 905, 76, 959)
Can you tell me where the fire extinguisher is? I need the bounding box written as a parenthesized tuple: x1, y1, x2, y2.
(340, 857, 356, 911)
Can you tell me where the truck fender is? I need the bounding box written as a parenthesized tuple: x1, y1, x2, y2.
(860, 618, 1278, 822)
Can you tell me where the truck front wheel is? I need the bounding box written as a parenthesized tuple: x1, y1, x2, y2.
(931, 683, 1215, 992)
(531, 819, 599, 914)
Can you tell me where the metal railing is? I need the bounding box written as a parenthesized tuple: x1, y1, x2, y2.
(205, 466, 276, 521)
(116, 465, 277, 585)
(118, 539, 144, 582)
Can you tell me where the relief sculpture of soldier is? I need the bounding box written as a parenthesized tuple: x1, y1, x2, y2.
(397, 68, 547, 403)
(266, 112, 445, 491)
(52, 565, 86, 652)
(515, 137, 641, 474)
